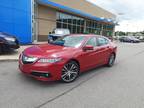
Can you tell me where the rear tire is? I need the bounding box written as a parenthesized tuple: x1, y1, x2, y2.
(61, 61, 79, 83)
(107, 53, 115, 67)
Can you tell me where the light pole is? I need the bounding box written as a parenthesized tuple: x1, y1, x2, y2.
(115, 12, 125, 36)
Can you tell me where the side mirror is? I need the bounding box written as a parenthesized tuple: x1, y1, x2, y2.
(83, 45, 94, 51)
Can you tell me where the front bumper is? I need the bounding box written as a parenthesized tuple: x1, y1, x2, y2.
(3, 41, 19, 50)
(9, 44, 20, 49)
(19, 59, 65, 81)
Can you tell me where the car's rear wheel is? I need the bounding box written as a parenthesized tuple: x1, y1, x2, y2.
(61, 61, 79, 83)
(107, 53, 115, 67)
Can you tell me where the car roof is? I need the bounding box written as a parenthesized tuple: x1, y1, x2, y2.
(68, 34, 110, 40)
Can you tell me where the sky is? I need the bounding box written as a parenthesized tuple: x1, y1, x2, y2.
(87, 0, 144, 32)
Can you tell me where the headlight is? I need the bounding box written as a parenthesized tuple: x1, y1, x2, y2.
(22, 55, 38, 62)
(4, 37, 15, 42)
(38, 58, 62, 63)
(25, 57, 38, 62)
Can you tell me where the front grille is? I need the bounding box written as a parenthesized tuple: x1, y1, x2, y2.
(31, 72, 51, 78)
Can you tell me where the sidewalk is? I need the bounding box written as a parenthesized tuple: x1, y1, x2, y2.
(0, 45, 32, 61)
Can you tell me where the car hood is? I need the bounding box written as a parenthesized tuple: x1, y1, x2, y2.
(23, 44, 77, 58)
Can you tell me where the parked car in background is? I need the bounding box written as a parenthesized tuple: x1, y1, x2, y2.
(119, 36, 140, 43)
(48, 28, 70, 43)
(19, 34, 117, 83)
(0, 32, 20, 53)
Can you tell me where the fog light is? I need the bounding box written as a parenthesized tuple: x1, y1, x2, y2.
(45, 73, 49, 77)
(31, 72, 51, 78)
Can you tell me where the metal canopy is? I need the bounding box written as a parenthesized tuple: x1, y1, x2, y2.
(37, 0, 115, 24)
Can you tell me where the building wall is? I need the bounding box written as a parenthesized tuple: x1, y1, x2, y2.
(0, 0, 32, 44)
(37, 3, 115, 41)
(48, 0, 116, 19)
(38, 5, 56, 41)
(0, 0, 115, 44)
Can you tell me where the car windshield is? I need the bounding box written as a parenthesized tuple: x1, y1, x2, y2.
(50, 36, 85, 48)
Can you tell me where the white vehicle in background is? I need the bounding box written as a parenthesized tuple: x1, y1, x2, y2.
(48, 28, 70, 43)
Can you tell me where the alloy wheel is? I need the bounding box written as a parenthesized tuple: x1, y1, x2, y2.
(61, 61, 79, 83)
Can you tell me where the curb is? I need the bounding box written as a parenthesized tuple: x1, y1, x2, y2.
(0, 59, 18, 62)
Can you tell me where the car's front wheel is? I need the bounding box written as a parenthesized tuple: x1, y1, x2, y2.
(61, 61, 79, 83)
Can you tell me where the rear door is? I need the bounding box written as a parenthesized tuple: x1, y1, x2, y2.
(96, 37, 111, 64)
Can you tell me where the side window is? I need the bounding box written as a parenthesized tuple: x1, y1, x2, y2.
(97, 37, 109, 46)
(86, 37, 97, 47)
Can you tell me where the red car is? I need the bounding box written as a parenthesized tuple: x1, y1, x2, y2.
(19, 34, 117, 83)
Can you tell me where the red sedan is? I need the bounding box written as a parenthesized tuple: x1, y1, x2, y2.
(19, 34, 117, 83)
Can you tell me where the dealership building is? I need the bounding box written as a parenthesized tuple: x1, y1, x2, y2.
(0, 0, 116, 44)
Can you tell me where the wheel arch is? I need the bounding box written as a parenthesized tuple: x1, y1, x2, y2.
(111, 52, 116, 57)
(67, 58, 80, 70)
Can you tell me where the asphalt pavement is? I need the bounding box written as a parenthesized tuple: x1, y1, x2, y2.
(0, 42, 144, 108)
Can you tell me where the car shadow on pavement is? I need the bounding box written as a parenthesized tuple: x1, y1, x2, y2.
(17, 65, 113, 88)
(79, 66, 109, 78)
(18, 72, 62, 87)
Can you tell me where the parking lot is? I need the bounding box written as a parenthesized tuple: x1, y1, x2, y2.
(0, 42, 144, 108)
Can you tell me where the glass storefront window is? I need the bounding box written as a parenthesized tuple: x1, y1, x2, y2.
(80, 27, 84, 33)
(68, 18, 72, 24)
(77, 19, 81, 25)
(77, 26, 80, 33)
(73, 19, 77, 25)
(72, 25, 77, 33)
(56, 12, 114, 35)
(57, 22, 61, 28)
(81, 20, 85, 26)
(63, 23, 67, 28)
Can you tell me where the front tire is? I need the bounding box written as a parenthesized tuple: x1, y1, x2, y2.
(107, 53, 115, 67)
(61, 61, 79, 83)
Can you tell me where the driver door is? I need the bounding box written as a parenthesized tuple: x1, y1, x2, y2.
(80, 37, 99, 71)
